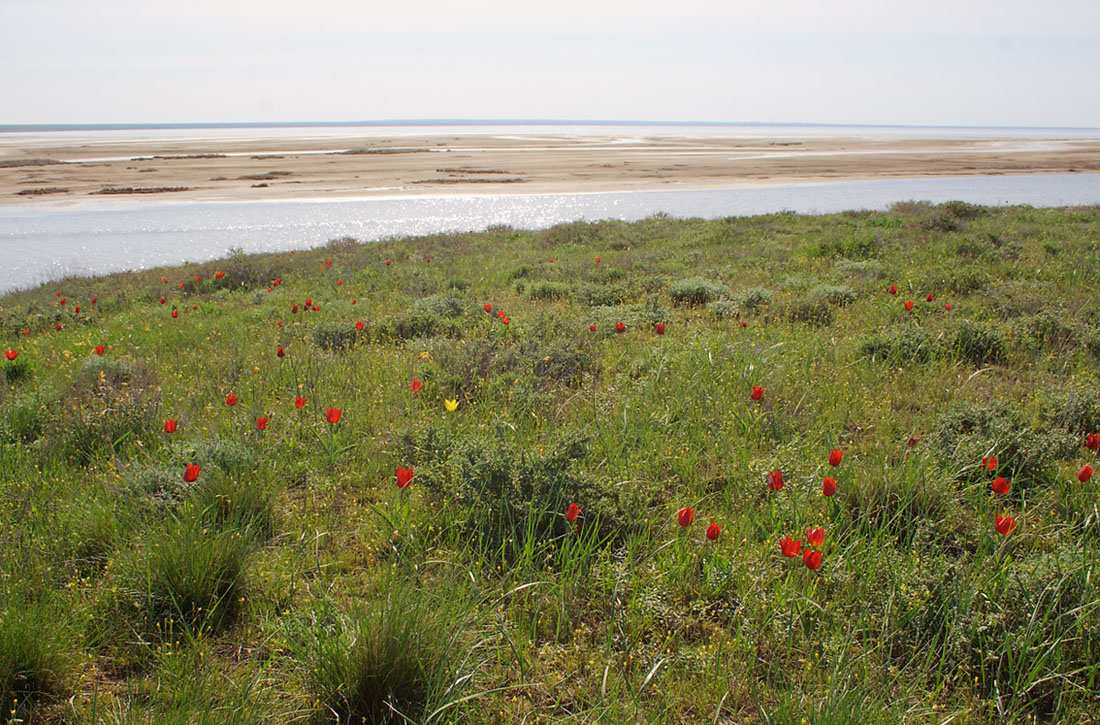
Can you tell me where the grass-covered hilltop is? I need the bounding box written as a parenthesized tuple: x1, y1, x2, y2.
(3, 201, 1100, 723)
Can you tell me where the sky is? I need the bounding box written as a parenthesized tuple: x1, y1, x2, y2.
(2, 0, 1098, 127)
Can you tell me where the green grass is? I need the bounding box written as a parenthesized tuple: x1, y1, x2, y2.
(2, 202, 1100, 721)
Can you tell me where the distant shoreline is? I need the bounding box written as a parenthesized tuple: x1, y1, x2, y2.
(2, 130, 1099, 206)
(4, 120, 1100, 134)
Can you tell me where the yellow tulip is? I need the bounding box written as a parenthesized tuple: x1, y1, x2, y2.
(444, 399, 458, 412)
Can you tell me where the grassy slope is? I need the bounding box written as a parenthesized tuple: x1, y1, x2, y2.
(1, 202, 1100, 722)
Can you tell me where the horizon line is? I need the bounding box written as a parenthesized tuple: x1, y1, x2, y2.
(3, 119, 1100, 133)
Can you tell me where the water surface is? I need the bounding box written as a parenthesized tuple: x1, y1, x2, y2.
(1, 172, 1098, 294)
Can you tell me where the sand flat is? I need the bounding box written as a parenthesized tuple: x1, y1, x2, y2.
(2, 132, 1099, 205)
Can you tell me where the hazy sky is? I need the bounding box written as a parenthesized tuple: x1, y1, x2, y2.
(2, 0, 1098, 127)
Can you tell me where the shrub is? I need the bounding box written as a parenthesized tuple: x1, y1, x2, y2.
(414, 429, 613, 557)
(931, 400, 1076, 488)
(811, 284, 856, 307)
(0, 389, 48, 445)
(506, 264, 533, 281)
(527, 281, 569, 301)
(299, 583, 468, 725)
(124, 463, 194, 509)
(0, 595, 72, 716)
(185, 437, 257, 477)
(191, 475, 279, 541)
(784, 298, 834, 327)
(814, 234, 879, 259)
(708, 300, 738, 319)
(668, 277, 730, 307)
(312, 322, 363, 352)
(0, 358, 31, 384)
(731, 286, 773, 315)
(834, 259, 885, 279)
(412, 293, 466, 319)
(1040, 385, 1100, 436)
(54, 356, 159, 464)
(952, 322, 1007, 366)
(573, 282, 627, 307)
(859, 326, 934, 364)
(1013, 310, 1079, 353)
(113, 510, 251, 640)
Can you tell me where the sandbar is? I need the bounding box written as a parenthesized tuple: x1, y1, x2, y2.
(2, 131, 1099, 206)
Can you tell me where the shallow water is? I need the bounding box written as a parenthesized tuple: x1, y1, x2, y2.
(1, 172, 1098, 294)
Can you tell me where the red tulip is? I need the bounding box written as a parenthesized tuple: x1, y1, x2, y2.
(386, 259, 392, 266)
(312, 305, 319, 312)
(750, 386, 764, 401)
(91, 297, 97, 304)
(56, 323, 62, 330)
(164, 419, 177, 433)
(294, 396, 306, 408)
(215, 271, 225, 280)
(944, 304, 953, 311)
(995, 515, 1017, 535)
(767, 470, 784, 491)
(805, 527, 825, 547)
(595, 257, 601, 263)
(159, 296, 166, 304)
(822, 477, 836, 496)
(193, 305, 198, 311)
(425, 258, 431, 263)
(161, 277, 168, 283)
(740, 320, 747, 328)
(183, 463, 201, 483)
(325, 259, 332, 268)
(1079, 465, 1094, 483)
(277, 347, 285, 358)
(1085, 433, 1099, 451)
(497, 309, 505, 318)
(484, 303, 492, 313)
(277, 321, 284, 327)
(356, 321, 364, 331)
(589, 323, 596, 332)
(780, 536, 801, 557)
(171, 310, 178, 318)
(991, 477, 1010, 494)
(225, 394, 238, 406)
(396, 466, 413, 488)
(656, 322, 665, 335)
(59, 298, 66, 306)
(291, 304, 299, 314)
(677, 507, 694, 527)
(566, 502, 582, 522)
(803, 549, 822, 570)
(904, 301, 914, 311)
(409, 379, 423, 392)
(982, 456, 997, 471)
(305, 298, 312, 307)
(502, 317, 510, 325)
(194, 275, 200, 282)
(178, 283, 184, 289)
(907, 435, 920, 447)
(828, 449, 843, 467)
(888, 284, 898, 295)
(706, 521, 721, 540)
(325, 408, 342, 424)
(615, 322, 625, 333)
(4, 350, 16, 361)
(74, 306, 80, 313)
(93, 345, 105, 355)
(336, 280, 343, 285)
